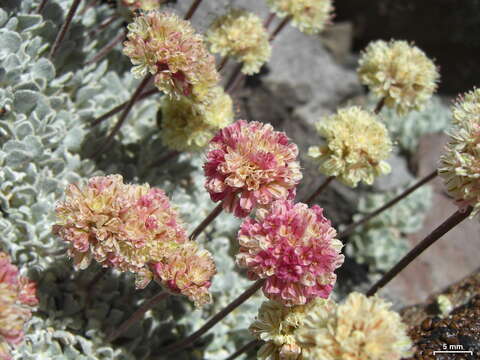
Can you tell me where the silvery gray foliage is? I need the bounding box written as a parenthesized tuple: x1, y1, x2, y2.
(1, 2, 261, 359)
(345, 184, 433, 273)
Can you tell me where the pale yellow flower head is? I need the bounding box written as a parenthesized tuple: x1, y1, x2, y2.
(266, 0, 333, 35)
(296, 292, 412, 360)
(439, 88, 480, 216)
(206, 9, 271, 75)
(308, 106, 392, 188)
(120, 0, 163, 12)
(160, 86, 234, 151)
(358, 40, 440, 115)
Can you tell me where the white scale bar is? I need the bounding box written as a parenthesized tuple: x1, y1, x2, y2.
(433, 350, 473, 354)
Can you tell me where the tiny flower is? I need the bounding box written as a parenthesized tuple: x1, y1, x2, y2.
(250, 298, 334, 360)
(236, 200, 344, 306)
(0, 252, 38, 360)
(123, 11, 219, 103)
(204, 120, 302, 218)
(266, 0, 333, 35)
(439, 88, 480, 216)
(53, 175, 189, 288)
(151, 241, 216, 307)
(308, 106, 393, 188)
(119, 0, 163, 13)
(296, 292, 413, 360)
(206, 9, 271, 75)
(160, 86, 234, 151)
(358, 40, 440, 115)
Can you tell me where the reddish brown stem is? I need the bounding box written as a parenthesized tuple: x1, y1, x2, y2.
(189, 203, 223, 241)
(184, 0, 203, 20)
(88, 15, 120, 38)
(38, 0, 49, 13)
(269, 16, 291, 42)
(304, 176, 335, 206)
(225, 63, 244, 93)
(49, 0, 82, 59)
(374, 97, 386, 114)
(148, 150, 180, 169)
(217, 56, 229, 72)
(225, 340, 260, 360)
(263, 13, 275, 29)
(367, 206, 472, 296)
(85, 30, 125, 66)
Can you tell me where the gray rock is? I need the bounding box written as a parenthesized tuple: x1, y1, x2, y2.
(372, 153, 415, 192)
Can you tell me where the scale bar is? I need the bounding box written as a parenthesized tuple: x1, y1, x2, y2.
(433, 351, 473, 354)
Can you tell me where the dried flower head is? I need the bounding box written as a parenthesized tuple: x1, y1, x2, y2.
(236, 200, 344, 306)
(296, 292, 412, 360)
(358, 40, 439, 115)
(123, 11, 219, 103)
(53, 175, 189, 288)
(439, 88, 480, 216)
(250, 298, 334, 360)
(120, 0, 163, 12)
(160, 86, 234, 151)
(206, 9, 271, 75)
(308, 106, 393, 188)
(204, 120, 302, 218)
(151, 241, 216, 307)
(0, 252, 38, 360)
(266, 0, 333, 35)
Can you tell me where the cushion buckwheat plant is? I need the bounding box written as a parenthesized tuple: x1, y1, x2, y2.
(295, 292, 413, 360)
(204, 120, 302, 218)
(160, 86, 234, 151)
(236, 200, 344, 306)
(358, 40, 440, 115)
(206, 9, 271, 75)
(0, 252, 38, 360)
(123, 11, 220, 103)
(266, 0, 334, 35)
(308, 106, 393, 188)
(439, 88, 480, 216)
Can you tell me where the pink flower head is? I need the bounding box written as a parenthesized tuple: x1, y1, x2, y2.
(204, 120, 302, 218)
(151, 241, 216, 307)
(0, 252, 38, 360)
(236, 200, 344, 306)
(53, 175, 189, 288)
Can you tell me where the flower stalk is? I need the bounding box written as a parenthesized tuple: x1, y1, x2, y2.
(304, 176, 334, 205)
(85, 30, 126, 66)
(269, 16, 292, 42)
(49, 0, 82, 59)
(184, 0, 203, 20)
(189, 203, 223, 241)
(226, 339, 260, 360)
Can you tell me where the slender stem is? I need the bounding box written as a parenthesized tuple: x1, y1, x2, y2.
(38, 0, 49, 13)
(108, 291, 169, 341)
(85, 30, 125, 65)
(49, 0, 82, 59)
(189, 203, 223, 241)
(217, 56, 229, 72)
(225, 340, 261, 360)
(86, 267, 107, 292)
(367, 206, 472, 296)
(339, 170, 438, 240)
(225, 63, 244, 93)
(263, 13, 275, 29)
(91, 88, 159, 127)
(94, 74, 152, 156)
(147, 150, 180, 169)
(269, 16, 292, 42)
(157, 279, 265, 356)
(184, 0, 203, 20)
(304, 176, 335, 206)
(88, 15, 120, 38)
(374, 97, 385, 114)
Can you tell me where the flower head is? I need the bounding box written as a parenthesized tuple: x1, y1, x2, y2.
(123, 11, 219, 103)
(358, 40, 439, 115)
(151, 241, 216, 307)
(308, 106, 393, 188)
(1, 252, 38, 360)
(53, 175, 188, 288)
(160, 86, 234, 151)
(236, 200, 344, 306)
(204, 120, 302, 218)
(296, 292, 413, 360)
(439, 88, 480, 216)
(266, 0, 333, 35)
(206, 9, 271, 75)
(120, 0, 163, 12)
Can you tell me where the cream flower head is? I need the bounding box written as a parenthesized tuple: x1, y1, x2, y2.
(119, 0, 163, 13)
(308, 106, 393, 188)
(358, 40, 440, 115)
(266, 0, 333, 35)
(206, 9, 271, 75)
(439, 88, 480, 216)
(160, 86, 234, 151)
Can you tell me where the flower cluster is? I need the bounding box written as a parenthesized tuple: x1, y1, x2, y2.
(0, 252, 38, 360)
(439, 88, 480, 216)
(308, 106, 393, 188)
(53, 175, 216, 306)
(358, 40, 439, 115)
(120, 0, 163, 12)
(266, 0, 333, 35)
(296, 292, 413, 360)
(204, 120, 302, 218)
(123, 11, 219, 103)
(236, 200, 344, 306)
(206, 9, 271, 75)
(160, 86, 234, 151)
